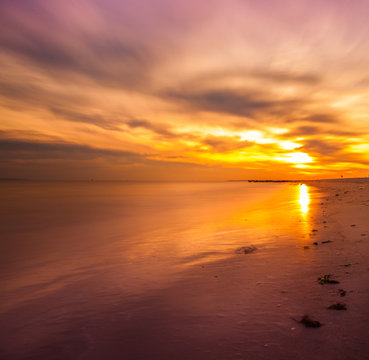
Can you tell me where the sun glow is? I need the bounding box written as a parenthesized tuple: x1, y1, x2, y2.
(278, 141, 302, 150)
(298, 184, 310, 215)
(277, 152, 313, 164)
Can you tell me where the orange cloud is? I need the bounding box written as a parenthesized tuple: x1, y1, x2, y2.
(0, 0, 369, 180)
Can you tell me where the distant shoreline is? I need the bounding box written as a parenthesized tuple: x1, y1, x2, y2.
(0, 177, 368, 183)
(228, 177, 369, 183)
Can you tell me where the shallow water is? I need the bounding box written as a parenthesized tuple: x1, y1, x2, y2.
(1, 181, 367, 360)
(0, 182, 311, 304)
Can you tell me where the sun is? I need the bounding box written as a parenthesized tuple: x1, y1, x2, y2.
(279, 152, 313, 164)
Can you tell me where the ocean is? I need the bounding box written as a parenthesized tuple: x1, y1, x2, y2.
(0, 181, 321, 359)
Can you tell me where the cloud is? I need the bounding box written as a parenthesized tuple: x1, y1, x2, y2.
(164, 89, 285, 118)
(301, 114, 339, 124)
(0, 1, 158, 92)
(49, 108, 122, 131)
(300, 139, 343, 156)
(187, 68, 322, 87)
(287, 126, 320, 136)
(0, 77, 89, 114)
(249, 69, 321, 85)
(0, 138, 144, 162)
(286, 125, 361, 137)
(125, 119, 175, 138)
(202, 135, 253, 152)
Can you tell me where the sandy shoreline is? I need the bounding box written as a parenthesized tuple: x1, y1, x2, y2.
(284, 179, 369, 359)
(155, 179, 369, 360)
(0, 180, 368, 360)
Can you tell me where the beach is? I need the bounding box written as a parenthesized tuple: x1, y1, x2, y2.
(0, 179, 368, 360)
(2, 1, 369, 359)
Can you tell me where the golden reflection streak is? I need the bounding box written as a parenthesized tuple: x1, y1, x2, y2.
(298, 184, 310, 215)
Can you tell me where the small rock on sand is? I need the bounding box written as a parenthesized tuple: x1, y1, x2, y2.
(299, 315, 322, 328)
(235, 245, 257, 254)
(318, 274, 340, 285)
(328, 302, 347, 310)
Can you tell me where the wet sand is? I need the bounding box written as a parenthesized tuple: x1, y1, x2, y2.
(0, 180, 368, 360)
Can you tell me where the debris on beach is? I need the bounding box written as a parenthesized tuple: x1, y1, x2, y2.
(312, 229, 318, 232)
(318, 274, 340, 285)
(235, 245, 257, 254)
(303, 245, 310, 249)
(313, 242, 318, 246)
(328, 302, 347, 310)
(350, 224, 357, 227)
(321, 240, 333, 244)
(338, 289, 346, 297)
(341, 263, 352, 267)
(298, 315, 322, 328)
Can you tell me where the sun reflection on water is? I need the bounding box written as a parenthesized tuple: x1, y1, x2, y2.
(298, 184, 310, 215)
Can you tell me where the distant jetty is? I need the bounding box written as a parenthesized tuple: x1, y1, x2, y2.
(228, 179, 300, 183)
(228, 177, 369, 183)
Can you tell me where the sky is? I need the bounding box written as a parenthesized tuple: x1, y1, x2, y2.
(0, 0, 368, 180)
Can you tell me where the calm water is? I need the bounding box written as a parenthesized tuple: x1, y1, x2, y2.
(0, 181, 320, 359)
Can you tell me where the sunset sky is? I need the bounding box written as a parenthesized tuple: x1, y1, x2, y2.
(0, 0, 368, 180)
